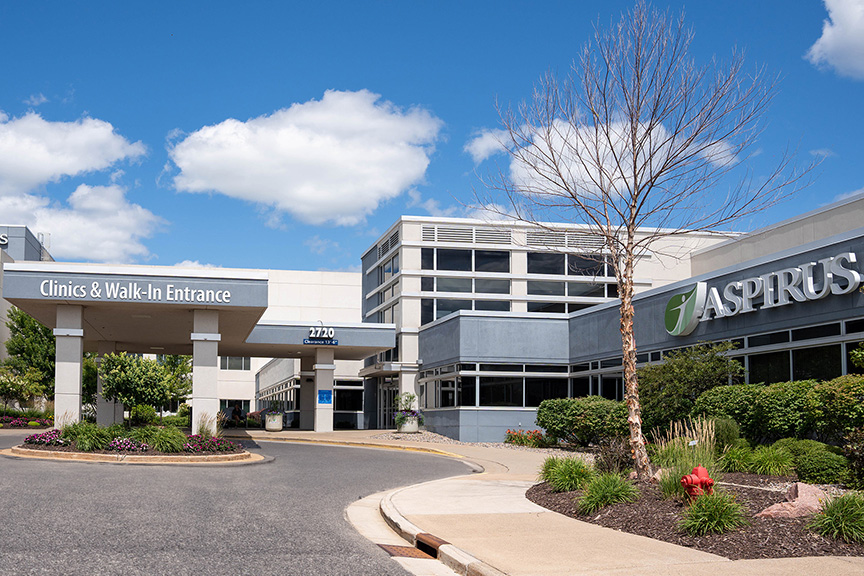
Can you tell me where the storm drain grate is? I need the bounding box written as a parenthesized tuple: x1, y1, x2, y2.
(378, 544, 434, 559)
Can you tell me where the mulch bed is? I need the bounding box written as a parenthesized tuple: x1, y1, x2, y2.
(19, 443, 244, 456)
(526, 473, 864, 559)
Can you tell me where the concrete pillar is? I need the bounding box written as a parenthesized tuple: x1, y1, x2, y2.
(53, 305, 83, 428)
(399, 370, 418, 408)
(191, 310, 220, 435)
(314, 347, 335, 432)
(298, 356, 314, 430)
(95, 341, 124, 426)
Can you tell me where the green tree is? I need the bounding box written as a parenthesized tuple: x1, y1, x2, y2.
(0, 364, 42, 412)
(82, 353, 98, 406)
(157, 354, 192, 408)
(638, 342, 744, 433)
(3, 307, 55, 397)
(98, 352, 170, 411)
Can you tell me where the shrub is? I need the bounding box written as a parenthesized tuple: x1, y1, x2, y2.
(808, 492, 864, 544)
(66, 422, 112, 452)
(751, 380, 817, 441)
(638, 342, 743, 432)
(796, 450, 849, 484)
(810, 375, 864, 442)
(176, 403, 192, 419)
(595, 437, 633, 474)
(150, 425, 187, 453)
(578, 473, 639, 515)
(652, 419, 720, 500)
(160, 414, 190, 428)
(720, 445, 754, 473)
(845, 428, 864, 490)
(547, 457, 594, 492)
(505, 429, 553, 448)
(772, 438, 828, 461)
(536, 396, 627, 445)
(749, 446, 794, 476)
(27, 420, 40, 427)
(130, 404, 157, 426)
(712, 418, 740, 454)
(678, 491, 748, 536)
(693, 385, 762, 438)
(129, 425, 160, 445)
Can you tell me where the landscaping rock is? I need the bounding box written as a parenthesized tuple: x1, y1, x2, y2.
(755, 482, 827, 518)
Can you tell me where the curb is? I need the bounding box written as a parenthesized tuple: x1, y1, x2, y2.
(3, 446, 266, 465)
(380, 486, 507, 576)
(224, 433, 469, 460)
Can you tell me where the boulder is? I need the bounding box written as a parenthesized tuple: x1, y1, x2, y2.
(755, 482, 827, 519)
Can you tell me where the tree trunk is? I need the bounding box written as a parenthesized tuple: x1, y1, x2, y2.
(620, 249, 652, 480)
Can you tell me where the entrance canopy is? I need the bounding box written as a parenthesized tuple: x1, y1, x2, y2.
(2, 261, 395, 432)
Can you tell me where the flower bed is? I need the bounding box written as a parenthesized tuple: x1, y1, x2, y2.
(0, 415, 53, 428)
(22, 427, 243, 456)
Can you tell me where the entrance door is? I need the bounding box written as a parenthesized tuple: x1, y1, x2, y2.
(377, 378, 398, 429)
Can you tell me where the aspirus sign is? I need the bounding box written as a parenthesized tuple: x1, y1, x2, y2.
(665, 252, 861, 337)
(0, 233, 8, 246)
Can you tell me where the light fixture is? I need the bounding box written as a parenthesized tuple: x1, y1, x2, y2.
(150, 346, 165, 350)
(131, 314, 151, 319)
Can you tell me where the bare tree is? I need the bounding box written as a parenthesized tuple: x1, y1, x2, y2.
(477, 1, 814, 479)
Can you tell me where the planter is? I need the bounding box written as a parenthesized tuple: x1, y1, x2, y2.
(397, 416, 419, 433)
(265, 413, 283, 432)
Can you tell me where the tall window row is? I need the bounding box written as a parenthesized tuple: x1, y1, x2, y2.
(421, 248, 509, 272)
(421, 298, 511, 323)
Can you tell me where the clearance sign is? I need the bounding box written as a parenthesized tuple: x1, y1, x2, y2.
(665, 252, 861, 337)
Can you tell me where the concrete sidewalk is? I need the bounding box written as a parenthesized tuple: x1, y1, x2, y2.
(226, 429, 864, 576)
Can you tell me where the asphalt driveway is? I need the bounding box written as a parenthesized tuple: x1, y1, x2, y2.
(0, 431, 470, 575)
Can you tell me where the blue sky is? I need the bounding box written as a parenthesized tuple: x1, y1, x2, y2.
(0, 1, 862, 270)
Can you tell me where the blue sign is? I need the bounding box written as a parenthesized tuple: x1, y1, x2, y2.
(303, 339, 338, 346)
(317, 390, 333, 405)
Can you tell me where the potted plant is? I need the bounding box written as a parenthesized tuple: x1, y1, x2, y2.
(393, 392, 423, 433)
(263, 406, 283, 432)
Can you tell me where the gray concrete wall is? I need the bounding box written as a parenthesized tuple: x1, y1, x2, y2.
(0, 225, 44, 262)
(420, 313, 570, 368)
(424, 407, 540, 442)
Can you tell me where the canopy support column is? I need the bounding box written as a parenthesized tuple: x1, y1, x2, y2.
(313, 347, 335, 433)
(191, 310, 220, 435)
(53, 305, 83, 428)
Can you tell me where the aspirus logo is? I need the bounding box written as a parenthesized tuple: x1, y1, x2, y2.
(664, 282, 706, 336)
(0, 233, 8, 246)
(665, 251, 861, 337)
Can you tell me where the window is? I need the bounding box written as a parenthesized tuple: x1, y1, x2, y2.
(791, 324, 841, 341)
(567, 303, 593, 313)
(458, 376, 476, 407)
(437, 249, 472, 271)
(528, 252, 565, 275)
(421, 248, 434, 270)
(479, 377, 523, 406)
(437, 277, 472, 292)
(527, 302, 566, 313)
(600, 376, 622, 400)
(568, 254, 606, 276)
(436, 299, 472, 319)
(607, 283, 619, 297)
(793, 345, 842, 381)
(334, 389, 363, 411)
(421, 277, 434, 291)
(475, 250, 509, 272)
(748, 331, 789, 347)
(571, 377, 590, 397)
(220, 356, 250, 370)
(475, 300, 510, 312)
(421, 299, 434, 325)
(525, 378, 569, 406)
(568, 282, 605, 297)
(439, 381, 457, 407)
(525, 365, 569, 373)
(475, 279, 510, 294)
(528, 281, 565, 296)
(479, 363, 522, 372)
(748, 351, 790, 384)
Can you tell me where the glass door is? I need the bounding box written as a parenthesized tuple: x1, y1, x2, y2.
(377, 378, 398, 429)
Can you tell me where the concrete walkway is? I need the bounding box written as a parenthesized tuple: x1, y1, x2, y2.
(225, 429, 864, 576)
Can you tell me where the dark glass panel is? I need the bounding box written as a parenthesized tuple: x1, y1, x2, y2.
(793, 345, 842, 381)
(474, 250, 509, 272)
(475, 300, 510, 311)
(748, 351, 790, 384)
(528, 252, 565, 275)
(479, 377, 523, 406)
(525, 378, 569, 406)
(437, 249, 472, 271)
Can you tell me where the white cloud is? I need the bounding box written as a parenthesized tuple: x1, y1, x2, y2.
(831, 187, 864, 203)
(0, 184, 162, 263)
(169, 89, 443, 226)
(174, 260, 223, 269)
(465, 203, 516, 221)
(464, 128, 508, 163)
(810, 148, 836, 158)
(0, 112, 145, 195)
(406, 189, 459, 217)
(807, 0, 864, 79)
(303, 235, 339, 255)
(24, 93, 48, 107)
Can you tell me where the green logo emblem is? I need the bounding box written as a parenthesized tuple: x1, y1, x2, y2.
(664, 283, 706, 337)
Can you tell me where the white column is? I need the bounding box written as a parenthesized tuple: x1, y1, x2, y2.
(313, 347, 335, 433)
(298, 356, 314, 430)
(191, 310, 220, 435)
(95, 341, 124, 426)
(53, 305, 83, 428)
(399, 370, 418, 407)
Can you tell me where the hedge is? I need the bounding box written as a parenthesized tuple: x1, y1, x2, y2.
(535, 396, 628, 445)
